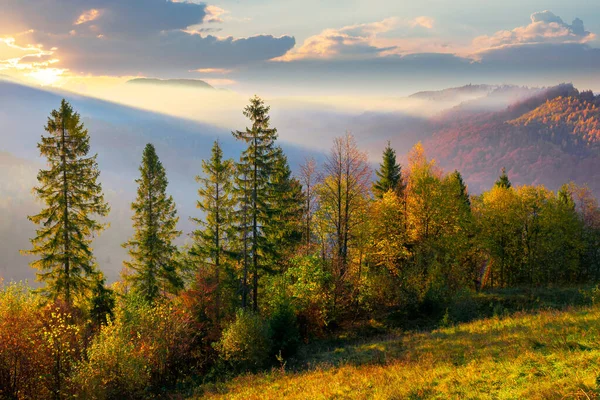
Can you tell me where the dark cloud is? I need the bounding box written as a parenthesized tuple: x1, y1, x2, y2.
(477, 42, 600, 71)
(1, 0, 295, 76)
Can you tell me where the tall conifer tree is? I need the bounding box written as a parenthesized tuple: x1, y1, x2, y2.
(123, 143, 182, 302)
(25, 99, 109, 304)
(495, 167, 512, 189)
(192, 140, 235, 319)
(373, 141, 404, 198)
(232, 96, 278, 311)
(266, 147, 304, 267)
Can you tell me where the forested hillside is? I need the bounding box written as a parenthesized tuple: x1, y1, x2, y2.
(424, 84, 600, 196)
(1, 94, 599, 398)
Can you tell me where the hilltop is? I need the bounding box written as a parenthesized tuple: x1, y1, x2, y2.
(126, 78, 215, 90)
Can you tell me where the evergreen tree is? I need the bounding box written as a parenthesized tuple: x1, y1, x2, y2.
(266, 147, 304, 268)
(449, 170, 471, 207)
(89, 273, 115, 327)
(495, 167, 512, 189)
(232, 96, 278, 311)
(191, 140, 235, 320)
(373, 141, 404, 198)
(25, 99, 109, 304)
(558, 184, 576, 210)
(123, 143, 182, 303)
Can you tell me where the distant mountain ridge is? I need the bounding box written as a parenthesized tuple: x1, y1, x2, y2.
(409, 84, 498, 101)
(126, 78, 214, 90)
(423, 83, 600, 197)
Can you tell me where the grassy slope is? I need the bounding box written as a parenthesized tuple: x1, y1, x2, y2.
(198, 306, 600, 399)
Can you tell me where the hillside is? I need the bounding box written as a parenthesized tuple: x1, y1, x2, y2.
(126, 78, 215, 90)
(423, 84, 600, 196)
(198, 306, 600, 399)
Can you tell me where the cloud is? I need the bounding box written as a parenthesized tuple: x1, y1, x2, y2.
(0, 0, 295, 77)
(75, 9, 102, 25)
(473, 10, 595, 50)
(410, 16, 435, 30)
(194, 68, 233, 74)
(278, 17, 440, 61)
(203, 5, 227, 23)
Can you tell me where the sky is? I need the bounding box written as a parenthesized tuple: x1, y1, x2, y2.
(0, 0, 598, 97)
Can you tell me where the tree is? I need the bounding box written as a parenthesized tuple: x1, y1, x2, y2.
(299, 157, 318, 252)
(25, 99, 109, 305)
(123, 144, 182, 303)
(495, 167, 512, 189)
(191, 140, 235, 321)
(266, 147, 304, 269)
(449, 170, 471, 207)
(318, 133, 371, 313)
(373, 141, 404, 198)
(232, 96, 279, 311)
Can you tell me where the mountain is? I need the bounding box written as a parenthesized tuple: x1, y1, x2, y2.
(409, 84, 498, 102)
(126, 78, 214, 90)
(423, 83, 600, 196)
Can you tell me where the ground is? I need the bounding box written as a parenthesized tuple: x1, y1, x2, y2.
(195, 305, 600, 399)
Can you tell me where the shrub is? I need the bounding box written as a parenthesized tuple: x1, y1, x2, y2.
(216, 310, 271, 371)
(71, 320, 150, 400)
(0, 282, 49, 399)
(269, 301, 301, 360)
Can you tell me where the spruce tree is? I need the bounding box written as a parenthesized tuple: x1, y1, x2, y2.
(123, 143, 182, 303)
(495, 167, 512, 189)
(373, 141, 404, 198)
(266, 147, 304, 267)
(191, 140, 235, 320)
(449, 170, 471, 207)
(232, 96, 278, 311)
(25, 99, 109, 304)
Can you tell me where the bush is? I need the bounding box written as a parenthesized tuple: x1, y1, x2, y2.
(74, 293, 197, 398)
(269, 301, 301, 360)
(216, 310, 271, 371)
(71, 320, 150, 400)
(0, 283, 49, 399)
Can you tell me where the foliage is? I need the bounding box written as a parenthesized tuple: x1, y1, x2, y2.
(0, 282, 48, 399)
(268, 300, 301, 360)
(232, 96, 279, 311)
(216, 310, 271, 371)
(191, 140, 236, 322)
(200, 306, 600, 400)
(123, 143, 182, 303)
(373, 141, 404, 198)
(24, 99, 109, 304)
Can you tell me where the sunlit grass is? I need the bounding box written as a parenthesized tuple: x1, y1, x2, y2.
(197, 307, 600, 399)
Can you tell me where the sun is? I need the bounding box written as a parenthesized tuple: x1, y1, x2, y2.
(27, 68, 65, 86)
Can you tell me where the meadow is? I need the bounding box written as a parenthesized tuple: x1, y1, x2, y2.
(198, 302, 600, 399)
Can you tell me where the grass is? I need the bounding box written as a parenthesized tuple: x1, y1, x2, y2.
(195, 305, 600, 399)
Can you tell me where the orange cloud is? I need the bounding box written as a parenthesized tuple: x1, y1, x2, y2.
(75, 9, 101, 25)
(473, 10, 595, 51)
(276, 17, 440, 61)
(410, 16, 434, 29)
(194, 68, 232, 74)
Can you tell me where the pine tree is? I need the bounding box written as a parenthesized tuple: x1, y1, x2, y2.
(25, 99, 109, 304)
(495, 167, 512, 189)
(191, 140, 235, 320)
(373, 141, 404, 198)
(123, 143, 182, 303)
(449, 170, 471, 207)
(89, 273, 115, 327)
(232, 96, 278, 311)
(266, 147, 304, 268)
